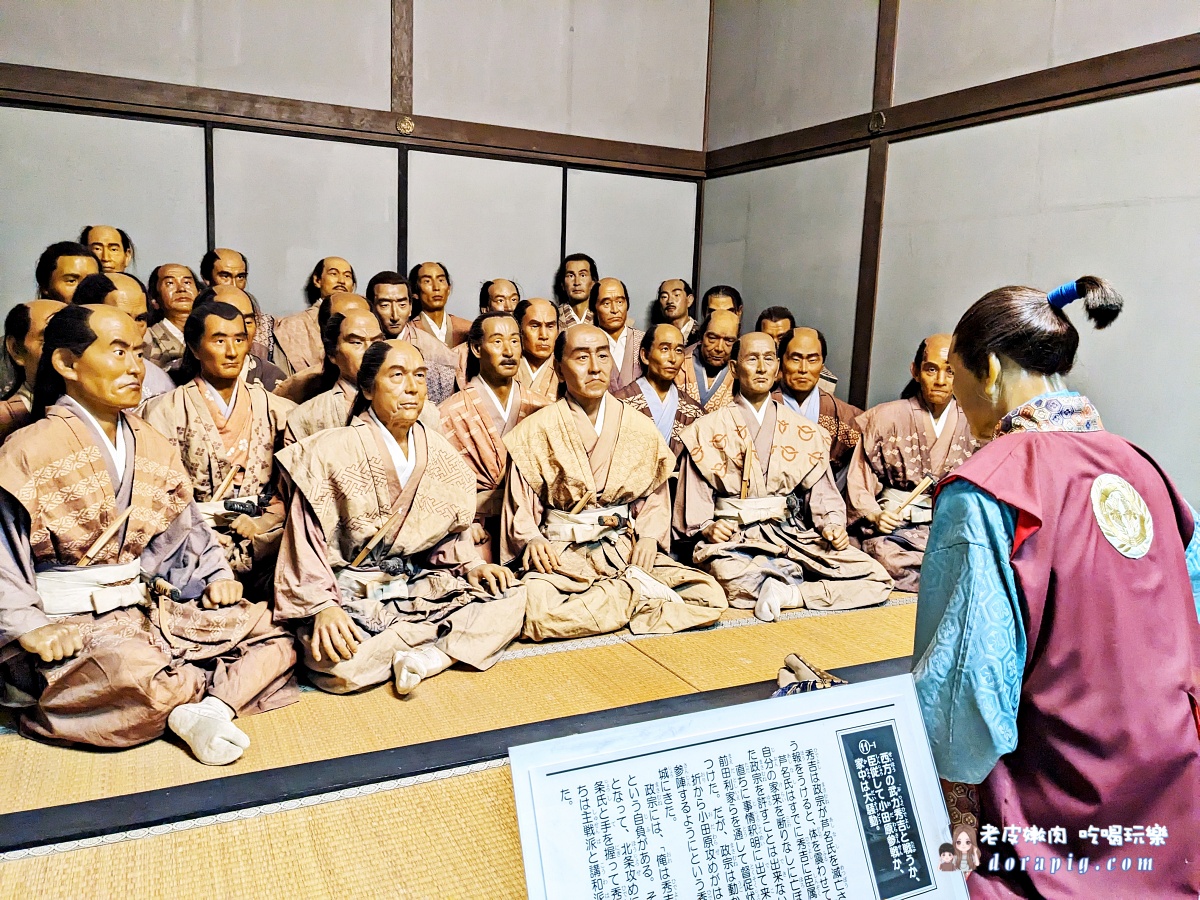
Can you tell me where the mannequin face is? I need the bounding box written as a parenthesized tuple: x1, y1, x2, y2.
(781, 328, 824, 396)
(414, 263, 450, 312)
(213, 285, 257, 346)
(210, 249, 248, 289)
(734, 333, 779, 404)
(484, 279, 520, 313)
(8, 300, 65, 384)
(371, 283, 412, 337)
(563, 259, 595, 305)
(656, 279, 692, 321)
(84, 226, 131, 274)
(55, 307, 145, 413)
(156, 265, 198, 319)
(593, 278, 628, 336)
(699, 310, 739, 369)
(103, 274, 151, 340)
(640, 324, 684, 384)
(557, 326, 612, 402)
(313, 257, 354, 300)
(473, 316, 521, 383)
(45, 255, 99, 303)
(193, 313, 249, 383)
(760, 317, 792, 346)
(365, 341, 427, 432)
(331, 309, 382, 382)
(914, 333, 954, 411)
(519, 298, 558, 364)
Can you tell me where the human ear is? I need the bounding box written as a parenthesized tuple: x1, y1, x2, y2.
(52, 348, 79, 383)
(984, 354, 1003, 401)
(5, 336, 24, 367)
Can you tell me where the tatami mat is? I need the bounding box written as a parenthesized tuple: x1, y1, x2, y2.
(1, 765, 528, 900)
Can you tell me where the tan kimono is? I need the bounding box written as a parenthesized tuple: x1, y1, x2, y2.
(273, 365, 328, 405)
(675, 347, 734, 414)
(144, 319, 186, 370)
(773, 387, 864, 481)
(0, 400, 297, 748)
(846, 396, 976, 591)
(676, 397, 892, 610)
(273, 305, 322, 374)
(606, 326, 645, 394)
(283, 380, 441, 447)
(142, 380, 294, 574)
(439, 379, 552, 562)
(558, 302, 593, 331)
(274, 418, 525, 694)
(503, 396, 727, 640)
(0, 385, 32, 444)
(414, 312, 471, 349)
(516, 356, 560, 398)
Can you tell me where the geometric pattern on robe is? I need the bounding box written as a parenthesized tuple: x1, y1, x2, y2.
(274, 417, 523, 679)
(775, 387, 863, 474)
(0, 403, 297, 745)
(144, 319, 187, 370)
(606, 326, 645, 394)
(678, 400, 892, 610)
(273, 304, 322, 375)
(558, 302, 593, 331)
(438, 380, 552, 560)
(611, 379, 703, 458)
(0, 388, 31, 445)
(847, 396, 976, 591)
(503, 396, 726, 639)
(674, 346, 734, 413)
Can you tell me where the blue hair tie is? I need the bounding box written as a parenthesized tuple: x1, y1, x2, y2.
(1046, 280, 1080, 308)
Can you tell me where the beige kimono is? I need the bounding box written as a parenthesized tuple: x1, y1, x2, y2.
(273, 305, 322, 375)
(516, 356, 560, 398)
(144, 319, 186, 370)
(503, 396, 727, 640)
(846, 396, 976, 591)
(274, 418, 525, 694)
(283, 380, 441, 447)
(676, 398, 892, 610)
(142, 380, 294, 574)
(606, 326, 645, 394)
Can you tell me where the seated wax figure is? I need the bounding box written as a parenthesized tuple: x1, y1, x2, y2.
(912, 278, 1200, 898)
(409, 261, 470, 348)
(756, 308, 839, 393)
(555, 252, 599, 330)
(439, 312, 552, 563)
(366, 270, 459, 403)
(675, 309, 739, 413)
(650, 279, 698, 345)
(612, 324, 703, 458)
(144, 264, 200, 369)
(200, 248, 278, 369)
(72, 273, 175, 402)
(773, 327, 863, 484)
(453, 279, 521, 390)
(79, 224, 135, 275)
(590, 277, 644, 394)
(513, 297, 561, 398)
(35, 241, 100, 305)
(846, 334, 976, 592)
(501, 325, 727, 641)
(674, 332, 892, 620)
(273, 293, 371, 404)
(273, 339, 524, 696)
(0, 305, 296, 764)
(142, 302, 294, 580)
(274, 256, 355, 375)
(194, 285, 285, 391)
(1, 300, 64, 442)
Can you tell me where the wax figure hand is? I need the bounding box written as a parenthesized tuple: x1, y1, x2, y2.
(523, 538, 560, 574)
(230, 514, 260, 541)
(821, 524, 850, 551)
(468, 563, 514, 596)
(871, 508, 903, 535)
(469, 522, 489, 547)
(19, 622, 83, 663)
(203, 579, 243, 608)
(702, 520, 738, 544)
(630, 536, 659, 571)
(310, 605, 366, 663)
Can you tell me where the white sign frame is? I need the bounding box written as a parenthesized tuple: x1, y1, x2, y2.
(511, 674, 967, 900)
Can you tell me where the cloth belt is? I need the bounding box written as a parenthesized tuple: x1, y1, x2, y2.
(714, 496, 788, 525)
(542, 503, 631, 543)
(880, 487, 933, 524)
(36, 560, 150, 618)
(196, 495, 260, 530)
(336, 567, 410, 604)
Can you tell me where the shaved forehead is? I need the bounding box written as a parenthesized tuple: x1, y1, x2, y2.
(211, 284, 251, 308)
(707, 310, 740, 333)
(650, 323, 684, 343)
(924, 333, 952, 362)
(562, 323, 609, 352)
(342, 308, 381, 333)
(383, 338, 424, 366)
(526, 298, 556, 319)
(330, 293, 370, 315)
(737, 332, 776, 358)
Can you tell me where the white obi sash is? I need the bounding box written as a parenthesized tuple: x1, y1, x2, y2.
(714, 496, 788, 525)
(880, 487, 933, 524)
(36, 560, 149, 618)
(542, 503, 631, 544)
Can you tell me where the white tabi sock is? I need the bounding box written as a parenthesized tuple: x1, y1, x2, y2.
(623, 565, 685, 604)
(392, 645, 452, 696)
(168, 695, 250, 766)
(755, 581, 801, 622)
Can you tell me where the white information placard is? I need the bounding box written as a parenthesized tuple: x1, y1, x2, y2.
(511, 675, 967, 900)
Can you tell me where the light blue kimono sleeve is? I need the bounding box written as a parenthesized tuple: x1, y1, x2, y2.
(912, 479, 1025, 785)
(1185, 503, 1200, 623)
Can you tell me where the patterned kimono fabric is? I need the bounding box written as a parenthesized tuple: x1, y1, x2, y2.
(675, 349, 734, 413)
(0, 385, 32, 444)
(275, 419, 525, 693)
(679, 402, 892, 610)
(503, 397, 727, 640)
(0, 405, 297, 747)
(941, 395, 1200, 899)
(847, 397, 975, 591)
(606, 327, 645, 394)
(143, 380, 294, 577)
(612, 380, 703, 458)
(143, 319, 186, 370)
(439, 381, 552, 562)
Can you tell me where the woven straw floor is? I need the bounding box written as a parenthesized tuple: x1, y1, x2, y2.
(1, 600, 917, 899)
